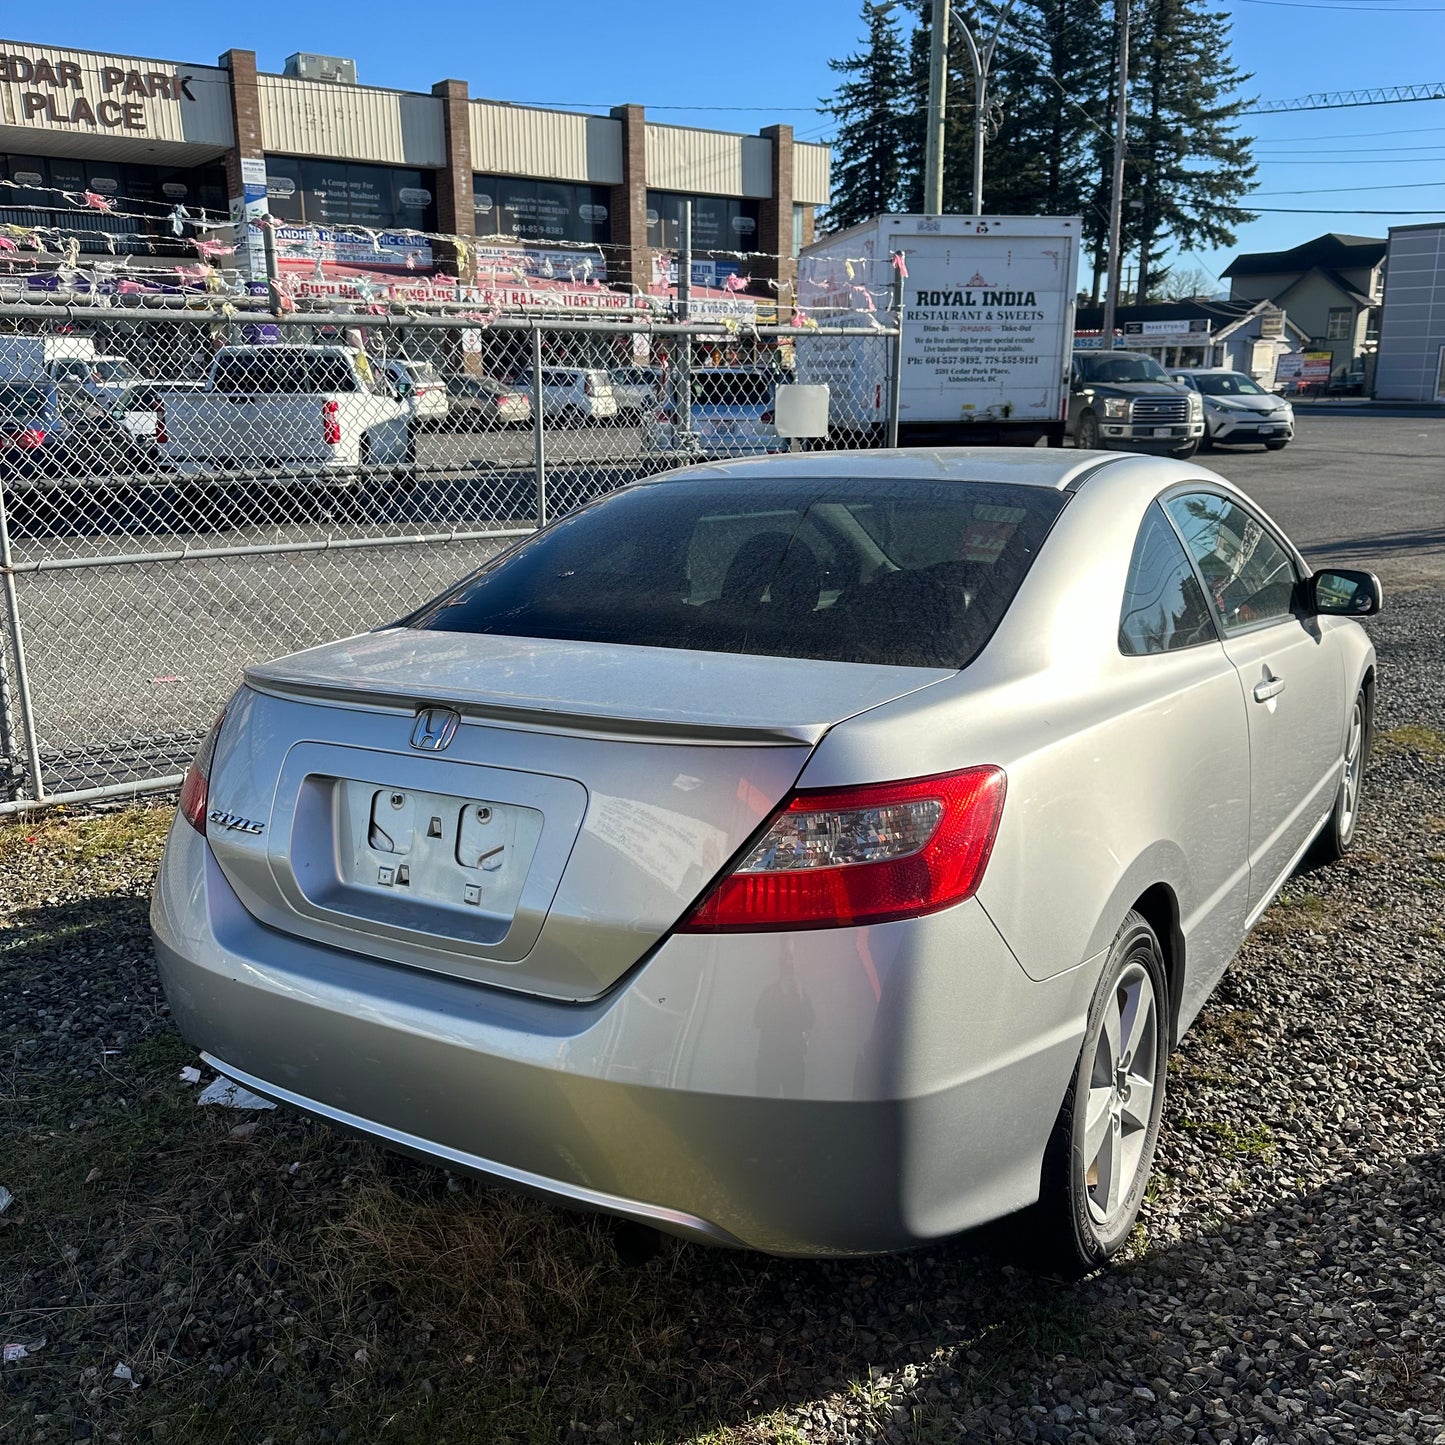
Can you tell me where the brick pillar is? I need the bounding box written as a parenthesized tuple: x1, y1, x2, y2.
(608, 104, 651, 295)
(432, 79, 475, 282)
(220, 50, 263, 203)
(756, 123, 797, 300)
(219, 50, 267, 283)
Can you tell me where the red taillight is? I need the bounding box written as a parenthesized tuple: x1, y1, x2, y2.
(679, 766, 1006, 933)
(2, 428, 46, 450)
(154, 400, 167, 445)
(178, 708, 227, 835)
(322, 399, 341, 446)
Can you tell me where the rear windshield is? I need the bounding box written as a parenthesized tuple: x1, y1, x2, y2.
(408, 476, 1067, 669)
(692, 371, 773, 407)
(213, 352, 361, 394)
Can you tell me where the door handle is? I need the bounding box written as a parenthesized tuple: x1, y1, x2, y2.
(1253, 676, 1286, 703)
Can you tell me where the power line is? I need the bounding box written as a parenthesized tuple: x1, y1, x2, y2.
(1255, 141, 1445, 153)
(1251, 123, 1445, 140)
(1253, 180, 1445, 194)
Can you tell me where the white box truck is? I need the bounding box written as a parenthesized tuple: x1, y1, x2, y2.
(795, 214, 1081, 447)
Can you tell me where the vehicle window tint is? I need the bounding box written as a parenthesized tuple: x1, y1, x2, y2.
(214, 353, 357, 394)
(407, 477, 1067, 670)
(1119, 504, 1218, 655)
(1163, 492, 1299, 632)
(692, 371, 772, 407)
(0, 384, 52, 421)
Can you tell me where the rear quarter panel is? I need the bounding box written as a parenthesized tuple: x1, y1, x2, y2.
(800, 463, 1254, 1028)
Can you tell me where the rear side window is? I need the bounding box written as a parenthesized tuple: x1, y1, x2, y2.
(408, 476, 1067, 669)
(1119, 503, 1218, 655)
(214, 353, 358, 394)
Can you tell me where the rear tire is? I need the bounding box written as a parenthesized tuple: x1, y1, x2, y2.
(1038, 910, 1169, 1276)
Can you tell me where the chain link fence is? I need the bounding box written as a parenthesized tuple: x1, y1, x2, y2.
(0, 303, 899, 812)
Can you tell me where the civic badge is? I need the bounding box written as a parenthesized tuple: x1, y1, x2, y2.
(410, 706, 460, 752)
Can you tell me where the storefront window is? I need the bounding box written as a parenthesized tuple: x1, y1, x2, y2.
(1, 152, 226, 256)
(472, 176, 612, 245)
(264, 156, 438, 233)
(646, 191, 761, 251)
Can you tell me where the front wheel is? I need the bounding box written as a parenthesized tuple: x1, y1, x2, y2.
(1309, 688, 1368, 865)
(1039, 910, 1169, 1274)
(1170, 438, 1200, 460)
(1077, 412, 1102, 451)
(1265, 440, 1289, 451)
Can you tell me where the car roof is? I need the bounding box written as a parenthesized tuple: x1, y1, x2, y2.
(647, 448, 1151, 493)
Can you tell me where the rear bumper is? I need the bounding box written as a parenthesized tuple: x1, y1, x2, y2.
(151, 819, 1093, 1255)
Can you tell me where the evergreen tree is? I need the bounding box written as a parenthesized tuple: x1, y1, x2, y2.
(1128, 0, 1257, 298)
(820, 4, 911, 229)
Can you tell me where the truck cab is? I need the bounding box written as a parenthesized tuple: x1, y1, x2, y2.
(1067, 350, 1205, 458)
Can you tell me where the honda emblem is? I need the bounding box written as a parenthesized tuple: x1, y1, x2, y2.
(410, 706, 460, 752)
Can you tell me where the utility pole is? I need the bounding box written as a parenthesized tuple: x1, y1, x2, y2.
(924, 0, 1018, 217)
(1101, 0, 1130, 351)
(924, 0, 950, 213)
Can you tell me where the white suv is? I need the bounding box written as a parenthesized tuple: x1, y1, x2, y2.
(1169, 368, 1294, 451)
(513, 367, 618, 424)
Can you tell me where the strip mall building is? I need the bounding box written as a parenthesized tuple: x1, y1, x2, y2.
(0, 40, 831, 316)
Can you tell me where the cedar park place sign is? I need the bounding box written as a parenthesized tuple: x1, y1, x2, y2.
(0, 52, 199, 131)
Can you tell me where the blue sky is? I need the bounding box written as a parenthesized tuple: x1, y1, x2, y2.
(10, 0, 1445, 286)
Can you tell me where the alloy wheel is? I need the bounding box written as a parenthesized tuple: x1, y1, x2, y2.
(1082, 960, 1159, 1230)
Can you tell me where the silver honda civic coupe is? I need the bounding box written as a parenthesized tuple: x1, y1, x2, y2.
(151, 450, 1380, 1269)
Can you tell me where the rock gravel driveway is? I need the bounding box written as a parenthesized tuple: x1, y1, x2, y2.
(0, 591, 1442, 1445)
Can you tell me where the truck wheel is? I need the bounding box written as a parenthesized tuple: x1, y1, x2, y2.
(1170, 439, 1199, 460)
(1078, 413, 1103, 451)
(1265, 440, 1289, 451)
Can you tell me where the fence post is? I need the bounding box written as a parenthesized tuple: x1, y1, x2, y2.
(0, 475, 45, 804)
(886, 268, 905, 450)
(531, 324, 547, 529)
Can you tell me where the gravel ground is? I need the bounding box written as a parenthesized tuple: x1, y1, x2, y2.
(1, 591, 1443, 1445)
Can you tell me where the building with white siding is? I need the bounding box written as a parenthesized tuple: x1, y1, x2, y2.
(0, 41, 831, 304)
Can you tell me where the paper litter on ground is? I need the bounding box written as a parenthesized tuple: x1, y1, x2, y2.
(197, 1077, 275, 1110)
(4, 1339, 44, 1363)
(0, 1186, 12, 1215)
(178, 1066, 202, 1084)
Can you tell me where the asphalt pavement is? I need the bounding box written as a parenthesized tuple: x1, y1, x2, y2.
(3, 411, 1442, 802)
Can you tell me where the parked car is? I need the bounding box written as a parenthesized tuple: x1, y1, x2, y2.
(384, 359, 450, 428)
(1068, 351, 1206, 459)
(607, 366, 664, 419)
(0, 380, 153, 481)
(1169, 369, 1295, 451)
(644, 367, 784, 459)
(151, 449, 1381, 1269)
(445, 376, 532, 430)
(511, 367, 618, 424)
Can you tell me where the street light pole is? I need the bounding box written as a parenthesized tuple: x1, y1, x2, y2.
(1101, 0, 1130, 351)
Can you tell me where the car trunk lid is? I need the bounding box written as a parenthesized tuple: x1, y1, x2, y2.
(204, 629, 953, 1001)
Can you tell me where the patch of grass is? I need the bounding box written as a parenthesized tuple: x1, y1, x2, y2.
(1169, 1058, 1231, 1087)
(1377, 724, 1445, 757)
(1178, 1118, 1275, 1160)
(0, 803, 173, 871)
(1192, 1008, 1260, 1056)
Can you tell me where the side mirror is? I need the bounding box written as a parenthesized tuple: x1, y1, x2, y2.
(1310, 568, 1382, 617)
